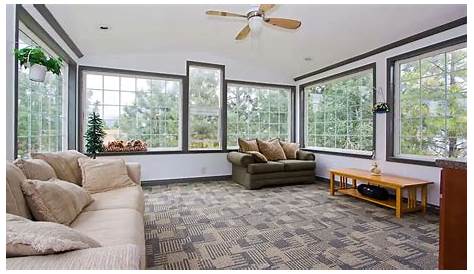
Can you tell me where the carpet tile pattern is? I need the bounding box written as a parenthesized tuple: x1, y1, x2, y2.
(143, 181, 438, 270)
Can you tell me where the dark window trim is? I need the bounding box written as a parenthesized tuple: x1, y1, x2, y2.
(299, 62, 377, 158)
(77, 65, 187, 154)
(294, 16, 466, 81)
(186, 61, 226, 151)
(386, 35, 467, 167)
(225, 79, 297, 146)
(14, 5, 77, 159)
(33, 4, 83, 58)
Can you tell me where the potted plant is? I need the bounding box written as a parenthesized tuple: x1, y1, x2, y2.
(373, 102, 390, 113)
(14, 46, 63, 82)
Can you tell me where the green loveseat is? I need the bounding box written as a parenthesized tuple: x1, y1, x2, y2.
(227, 150, 316, 189)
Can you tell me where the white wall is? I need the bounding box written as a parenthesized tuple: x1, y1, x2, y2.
(295, 25, 467, 206)
(5, 5, 16, 161)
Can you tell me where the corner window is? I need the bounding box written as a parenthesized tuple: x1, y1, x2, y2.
(393, 43, 467, 161)
(188, 63, 223, 150)
(227, 82, 292, 149)
(16, 27, 68, 158)
(301, 64, 375, 156)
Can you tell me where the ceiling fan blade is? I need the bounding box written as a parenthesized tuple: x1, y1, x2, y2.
(206, 10, 246, 18)
(265, 18, 301, 29)
(259, 4, 275, 13)
(235, 25, 250, 40)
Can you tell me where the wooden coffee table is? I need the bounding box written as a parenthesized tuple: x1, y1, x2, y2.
(329, 168, 433, 218)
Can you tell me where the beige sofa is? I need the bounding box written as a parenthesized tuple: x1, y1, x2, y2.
(6, 161, 146, 270)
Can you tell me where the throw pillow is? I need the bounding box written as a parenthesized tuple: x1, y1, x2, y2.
(78, 158, 136, 194)
(6, 213, 100, 257)
(245, 151, 268, 163)
(21, 178, 93, 225)
(279, 141, 300, 159)
(256, 139, 287, 161)
(31, 150, 88, 185)
(13, 159, 57, 181)
(238, 138, 259, 153)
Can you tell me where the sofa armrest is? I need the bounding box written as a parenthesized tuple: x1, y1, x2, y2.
(227, 152, 255, 167)
(296, 150, 315, 161)
(126, 163, 141, 185)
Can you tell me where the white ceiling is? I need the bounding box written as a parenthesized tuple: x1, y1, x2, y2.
(47, 4, 466, 80)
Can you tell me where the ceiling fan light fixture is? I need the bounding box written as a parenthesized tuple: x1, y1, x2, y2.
(248, 16, 263, 34)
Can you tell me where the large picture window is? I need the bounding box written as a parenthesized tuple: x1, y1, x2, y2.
(392, 42, 467, 161)
(188, 63, 223, 150)
(16, 27, 68, 159)
(227, 82, 292, 149)
(302, 64, 375, 156)
(82, 69, 183, 151)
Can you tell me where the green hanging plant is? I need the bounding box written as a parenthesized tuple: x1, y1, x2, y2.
(14, 46, 63, 75)
(84, 112, 106, 159)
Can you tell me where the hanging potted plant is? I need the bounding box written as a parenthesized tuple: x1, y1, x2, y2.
(372, 87, 390, 114)
(14, 46, 63, 82)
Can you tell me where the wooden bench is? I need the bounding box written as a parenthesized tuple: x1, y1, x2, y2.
(329, 168, 433, 218)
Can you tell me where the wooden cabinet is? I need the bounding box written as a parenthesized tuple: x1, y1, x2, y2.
(436, 160, 467, 270)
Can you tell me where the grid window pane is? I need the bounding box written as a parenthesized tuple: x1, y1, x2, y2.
(84, 72, 182, 151)
(396, 45, 467, 160)
(304, 68, 374, 154)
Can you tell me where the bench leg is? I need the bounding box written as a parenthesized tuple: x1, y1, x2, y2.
(396, 188, 402, 218)
(330, 172, 335, 195)
(421, 185, 427, 213)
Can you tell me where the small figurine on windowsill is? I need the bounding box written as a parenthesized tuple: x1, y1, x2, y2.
(370, 150, 381, 176)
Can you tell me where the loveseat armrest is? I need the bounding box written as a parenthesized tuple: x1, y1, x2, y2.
(126, 163, 141, 185)
(296, 150, 315, 161)
(227, 152, 255, 167)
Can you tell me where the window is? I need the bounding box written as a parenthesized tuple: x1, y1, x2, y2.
(392, 42, 467, 161)
(16, 27, 68, 158)
(227, 82, 292, 149)
(188, 63, 223, 150)
(302, 65, 375, 156)
(82, 69, 183, 151)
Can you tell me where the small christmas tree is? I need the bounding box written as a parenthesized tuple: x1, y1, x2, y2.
(84, 112, 106, 159)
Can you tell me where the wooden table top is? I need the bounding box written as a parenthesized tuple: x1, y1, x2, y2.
(330, 168, 433, 187)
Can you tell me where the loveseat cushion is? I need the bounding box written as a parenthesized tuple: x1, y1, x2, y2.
(247, 161, 284, 174)
(278, 159, 316, 171)
(13, 159, 57, 181)
(31, 150, 87, 185)
(84, 186, 144, 214)
(6, 162, 32, 219)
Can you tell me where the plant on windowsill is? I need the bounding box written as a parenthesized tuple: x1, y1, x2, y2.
(14, 46, 63, 82)
(85, 112, 106, 159)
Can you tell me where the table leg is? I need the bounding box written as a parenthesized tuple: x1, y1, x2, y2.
(330, 172, 335, 195)
(353, 178, 357, 189)
(421, 185, 427, 213)
(396, 187, 402, 218)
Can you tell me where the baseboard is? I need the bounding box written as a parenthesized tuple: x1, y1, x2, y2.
(142, 175, 232, 186)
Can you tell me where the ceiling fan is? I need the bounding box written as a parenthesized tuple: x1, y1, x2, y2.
(206, 4, 301, 40)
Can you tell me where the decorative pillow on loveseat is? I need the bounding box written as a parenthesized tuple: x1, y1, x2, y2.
(6, 213, 100, 257)
(13, 159, 57, 181)
(256, 139, 287, 161)
(21, 178, 93, 225)
(245, 151, 268, 163)
(78, 158, 136, 194)
(279, 141, 300, 159)
(238, 138, 259, 153)
(31, 150, 88, 185)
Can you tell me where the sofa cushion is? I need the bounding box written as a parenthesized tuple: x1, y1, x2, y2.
(78, 158, 136, 194)
(238, 138, 259, 152)
(6, 162, 32, 219)
(13, 159, 57, 181)
(245, 151, 268, 163)
(21, 178, 93, 225)
(256, 139, 287, 161)
(278, 160, 316, 171)
(84, 185, 144, 213)
(7, 213, 100, 257)
(279, 141, 299, 159)
(247, 161, 284, 174)
(31, 150, 87, 185)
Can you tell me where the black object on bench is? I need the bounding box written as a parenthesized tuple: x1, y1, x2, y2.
(357, 184, 389, 200)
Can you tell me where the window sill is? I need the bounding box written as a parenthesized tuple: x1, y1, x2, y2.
(86, 149, 230, 157)
(301, 148, 373, 159)
(385, 156, 437, 167)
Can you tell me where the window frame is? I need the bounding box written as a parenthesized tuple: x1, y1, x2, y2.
(14, 5, 77, 159)
(299, 63, 377, 159)
(225, 79, 296, 149)
(78, 66, 187, 155)
(386, 35, 467, 166)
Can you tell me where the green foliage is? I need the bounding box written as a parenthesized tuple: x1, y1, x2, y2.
(14, 46, 63, 75)
(85, 112, 106, 158)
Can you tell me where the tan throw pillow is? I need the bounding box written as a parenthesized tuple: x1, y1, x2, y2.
(256, 139, 287, 161)
(21, 179, 93, 225)
(279, 141, 300, 159)
(13, 159, 57, 181)
(246, 151, 268, 163)
(238, 138, 259, 153)
(6, 213, 100, 257)
(78, 158, 136, 194)
(31, 150, 87, 185)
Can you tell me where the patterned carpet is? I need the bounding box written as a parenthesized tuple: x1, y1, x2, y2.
(143, 181, 439, 270)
